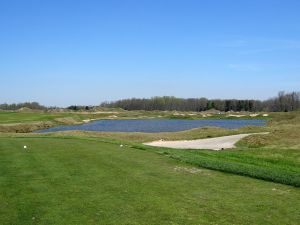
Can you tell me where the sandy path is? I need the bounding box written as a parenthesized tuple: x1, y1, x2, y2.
(144, 132, 269, 150)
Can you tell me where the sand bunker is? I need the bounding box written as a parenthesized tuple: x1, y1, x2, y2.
(144, 133, 269, 150)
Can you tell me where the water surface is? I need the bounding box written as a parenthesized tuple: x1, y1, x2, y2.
(35, 119, 266, 133)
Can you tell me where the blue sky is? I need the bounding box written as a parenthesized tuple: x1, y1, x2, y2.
(1, 0, 300, 106)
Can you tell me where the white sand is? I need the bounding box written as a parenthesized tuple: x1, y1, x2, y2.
(227, 114, 245, 118)
(144, 133, 269, 150)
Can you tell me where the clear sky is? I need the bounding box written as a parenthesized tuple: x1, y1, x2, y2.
(1, 0, 300, 106)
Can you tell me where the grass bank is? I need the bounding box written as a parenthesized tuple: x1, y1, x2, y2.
(133, 144, 300, 187)
(0, 111, 116, 132)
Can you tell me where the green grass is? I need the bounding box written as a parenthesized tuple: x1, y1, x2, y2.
(0, 136, 299, 225)
(0, 111, 119, 125)
(0, 111, 74, 124)
(135, 145, 300, 187)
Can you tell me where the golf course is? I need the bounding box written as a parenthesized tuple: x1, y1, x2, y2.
(1, 1, 300, 224)
(0, 110, 299, 225)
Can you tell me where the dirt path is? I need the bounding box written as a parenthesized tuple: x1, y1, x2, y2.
(144, 133, 269, 150)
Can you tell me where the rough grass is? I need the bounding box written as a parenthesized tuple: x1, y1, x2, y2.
(134, 144, 300, 187)
(237, 111, 300, 149)
(0, 136, 299, 225)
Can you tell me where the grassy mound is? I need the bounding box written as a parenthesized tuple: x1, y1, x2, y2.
(136, 145, 300, 187)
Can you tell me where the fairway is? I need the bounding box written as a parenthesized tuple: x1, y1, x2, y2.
(0, 136, 299, 225)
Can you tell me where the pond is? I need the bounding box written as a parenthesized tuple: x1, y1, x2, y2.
(35, 119, 266, 133)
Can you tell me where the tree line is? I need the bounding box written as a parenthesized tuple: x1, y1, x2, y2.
(66, 105, 92, 110)
(1, 91, 299, 112)
(0, 102, 47, 110)
(101, 91, 300, 112)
